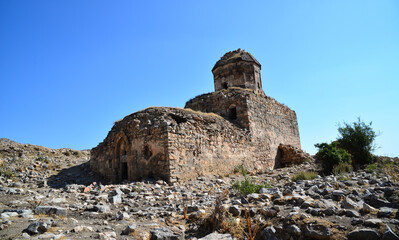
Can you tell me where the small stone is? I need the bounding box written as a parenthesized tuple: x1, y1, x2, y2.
(121, 223, 137, 235)
(228, 205, 241, 216)
(261, 226, 278, 240)
(35, 206, 67, 216)
(378, 207, 395, 218)
(93, 204, 110, 213)
(23, 220, 52, 235)
(73, 226, 93, 232)
(286, 225, 301, 236)
(247, 193, 259, 200)
(364, 218, 383, 227)
(22, 232, 30, 238)
(341, 197, 362, 210)
(261, 207, 278, 217)
(199, 232, 233, 240)
(110, 195, 122, 204)
(117, 211, 130, 220)
(351, 218, 363, 225)
(363, 203, 377, 213)
(304, 223, 331, 240)
(346, 209, 360, 218)
(348, 229, 380, 240)
(382, 225, 399, 240)
(259, 188, 279, 195)
(150, 227, 178, 240)
(98, 231, 117, 240)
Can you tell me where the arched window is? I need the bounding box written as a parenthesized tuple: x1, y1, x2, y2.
(229, 107, 237, 120)
(143, 145, 152, 160)
(222, 82, 228, 89)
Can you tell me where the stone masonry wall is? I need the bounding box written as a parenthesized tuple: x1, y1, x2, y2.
(247, 93, 301, 169)
(165, 109, 255, 182)
(186, 88, 301, 171)
(213, 61, 262, 94)
(90, 108, 170, 183)
(91, 90, 301, 182)
(91, 107, 259, 183)
(185, 88, 252, 130)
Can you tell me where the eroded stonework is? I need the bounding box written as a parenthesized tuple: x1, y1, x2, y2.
(90, 49, 302, 183)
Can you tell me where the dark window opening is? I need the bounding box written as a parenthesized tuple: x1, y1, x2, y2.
(257, 82, 261, 89)
(108, 159, 112, 167)
(229, 107, 237, 120)
(170, 114, 188, 124)
(143, 145, 152, 160)
(222, 82, 228, 89)
(121, 162, 128, 180)
(123, 150, 127, 155)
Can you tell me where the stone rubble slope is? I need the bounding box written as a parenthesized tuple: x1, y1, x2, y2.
(0, 139, 399, 240)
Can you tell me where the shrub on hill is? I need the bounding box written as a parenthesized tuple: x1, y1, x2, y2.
(315, 142, 351, 174)
(337, 118, 377, 166)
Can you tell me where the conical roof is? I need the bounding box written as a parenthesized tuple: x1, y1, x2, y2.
(212, 49, 261, 71)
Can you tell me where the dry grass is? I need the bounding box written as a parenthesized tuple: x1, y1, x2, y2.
(291, 171, 318, 181)
(383, 164, 399, 182)
(244, 210, 260, 240)
(182, 108, 223, 119)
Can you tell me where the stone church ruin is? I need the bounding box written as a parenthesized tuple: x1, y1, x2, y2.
(90, 49, 302, 183)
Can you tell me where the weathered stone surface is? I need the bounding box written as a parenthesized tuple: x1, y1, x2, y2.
(277, 144, 313, 166)
(121, 223, 137, 235)
(228, 205, 241, 216)
(90, 50, 301, 183)
(364, 218, 384, 227)
(35, 206, 67, 216)
(303, 223, 332, 240)
(23, 220, 52, 235)
(93, 204, 110, 213)
(382, 225, 399, 240)
(378, 207, 395, 218)
(348, 229, 380, 240)
(150, 227, 179, 240)
(199, 232, 233, 240)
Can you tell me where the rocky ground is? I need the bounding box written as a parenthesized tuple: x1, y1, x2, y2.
(1, 138, 399, 240)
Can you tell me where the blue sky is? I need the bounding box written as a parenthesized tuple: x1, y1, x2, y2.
(1, 1, 398, 156)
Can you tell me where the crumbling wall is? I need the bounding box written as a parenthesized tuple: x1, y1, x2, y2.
(91, 107, 259, 183)
(277, 144, 313, 167)
(186, 88, 301, 171)
(91, 90, 301, 182)
(246, 93, 301, 169)
(90, 108, 170, 183)
(165, 108, 255, 182)
(185, 88, 252, 130)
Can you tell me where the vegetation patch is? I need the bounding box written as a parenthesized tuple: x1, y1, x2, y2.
(332, 162, 353, 176)
(292, 171, 317, 181)
(315, 142, 351, 174)
(337, 118, 377, 165)
(315, 118, 378, 174)
(232, 165, 271, 195)
(0, 163, 15, 179)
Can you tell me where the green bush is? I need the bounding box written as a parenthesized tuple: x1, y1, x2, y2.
(232, 165, 270, 195)
(315, 142, 351, 174)
(333, 162, 353, 175)
(292, 171, 318, 181)
(337, 118, 377, 166)
(366, 163, 377, 172)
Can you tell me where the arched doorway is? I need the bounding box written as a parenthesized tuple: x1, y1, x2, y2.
(116, 137, 129, 182)
(274, 147, 283, 169)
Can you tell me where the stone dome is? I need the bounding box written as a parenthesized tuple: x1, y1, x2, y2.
(212, 49, 261, 71)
